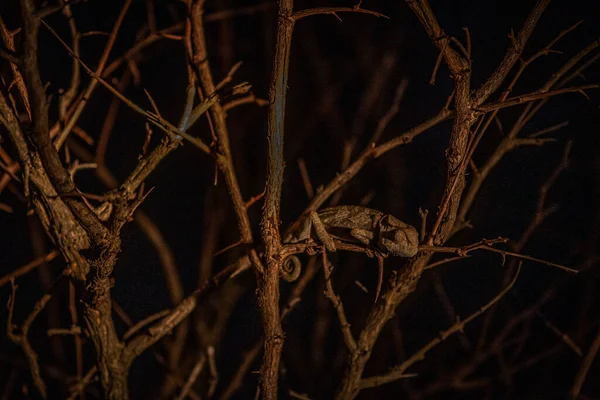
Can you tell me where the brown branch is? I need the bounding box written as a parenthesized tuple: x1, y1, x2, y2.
(535, 310, 582, 356)
(301, 108, 452, 216)
(471, 0, 551, 104)
(431, 272, 472, 351)
(421, 237, 576, 273)
(454, 29, 596, 235)
(96, 68, 133, 167)
(569, 325, 600, 399)
(222, 92, 268, 112)
(20, 0, 111, 246)
(188, 0, 256, 244)
(175, 355, 206, 400)
(464, 141, 577, 387)
(359, 264, 521, 390)
(219, 341, 263, 400)
(350, 52, 397, 144)
(1, 14, 268, 198)
(401, 0, 474, 246)
(517, 141, 572, 249)
(206, 346, 219, 398)
(122, 296, 197, 367)
(46, 326, 82, 336)
(371, 79, 408, 145)
(205, 2, 276, 21)
(424, 255, 469, 270)
(6, 279, 54, 398)
(0, 250, 59, 287)
(0, 16, 31, 120)
(257, 0, 295, 395)
(512, 39, 600, 139)
(322, 252, 358, 353)
(67, 140, 186, 310)
(429, 39, 449, 85)
(68, 282, 84, 389)
(297, 158, 315, 199)
(481, 246, 578, 274)
(334, 0, 555, 396)
(57, 3, 81, 121)
(293, 6, 388, 21)
(67, 303, 190, 400)
(430, 257, 599, 397)
(0, 86, 93, 279)
(18, 2, 130, 398)
(0, 44, 18, 63)
(43, 21, 215, 155)
(221, 257, 321, 400)
(476, 84, 599, 113)
(54, 0, 133, 149)
(118, 246, 256, 380)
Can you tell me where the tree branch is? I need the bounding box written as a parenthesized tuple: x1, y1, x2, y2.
(258, 0, 294, 396)
(472, 0, 551, 104)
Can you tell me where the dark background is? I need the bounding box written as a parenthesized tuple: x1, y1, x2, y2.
(1, 0, 599, 398)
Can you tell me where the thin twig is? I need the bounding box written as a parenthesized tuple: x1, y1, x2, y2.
(54, 0, 133, 149)
(476, 84, 599, 113)
(0, 250, 59, 287)
(293, 6, 388, 21)
(175, 355, 206, 400)
(569, 325, 600, 399)
(359, 264, 521, 390)
(322, 252, 357, 353)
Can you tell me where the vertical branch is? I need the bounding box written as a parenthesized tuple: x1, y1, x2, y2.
(17, 2, 127, 398)
(471, 0, 551, 104)
(54, 0, 134, 149)
(406, 0, 474, 246)
(20, 0, 110, 246)
(188, 0, 254, 244)
(258, 0, 294, 398)
(336, 0, 550, 398)
(569, 320, 600, 398)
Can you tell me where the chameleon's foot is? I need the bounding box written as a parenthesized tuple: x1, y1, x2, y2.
(308, 211, 337, 252)
(364, 248, 376, 258)
(281, 255, 302, 282)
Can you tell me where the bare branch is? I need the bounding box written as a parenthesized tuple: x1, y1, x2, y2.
(360, 264, 521, 390)
(322, 253, 357, 353)
(472, 0, 551, 104)
(0, 250, 59, 287)
(257, 0, 295, 395)
(293, 6, 388, 21)
(476, 84, 599, 113)
(569, 325, 600, 399)
(54, 0, 133, 149)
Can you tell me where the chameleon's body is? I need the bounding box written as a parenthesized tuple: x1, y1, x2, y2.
(281, 206, 419, 281)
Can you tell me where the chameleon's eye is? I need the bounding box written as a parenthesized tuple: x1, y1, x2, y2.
(379, 227, 419, 257)
(395, 228, 419, 248)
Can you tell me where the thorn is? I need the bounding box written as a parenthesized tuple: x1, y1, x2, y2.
(354, 280, 369, 294)
(214, 239, 244, 257)
(245, 188, 266, 209)
(374, 256, 384, 304)
(577, 89, 590, 100)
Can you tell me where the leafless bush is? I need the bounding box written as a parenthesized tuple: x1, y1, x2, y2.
(1, 0, 599, 399)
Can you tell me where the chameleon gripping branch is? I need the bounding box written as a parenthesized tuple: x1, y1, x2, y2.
(281, 205, 419, 281)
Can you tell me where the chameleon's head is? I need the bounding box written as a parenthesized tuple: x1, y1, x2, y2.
(377, 215, 419, 257)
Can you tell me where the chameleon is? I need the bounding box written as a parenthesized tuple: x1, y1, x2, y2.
(280, 205, 419, 281)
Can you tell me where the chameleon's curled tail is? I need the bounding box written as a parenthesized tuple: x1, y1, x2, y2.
(281, 255, 302, 282)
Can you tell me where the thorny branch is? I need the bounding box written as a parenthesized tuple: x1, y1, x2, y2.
(333, 0, 592, 398)
(0, 0, 598, 398)
(360, 264, 522, 390)
(258, 0, 294, 396)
